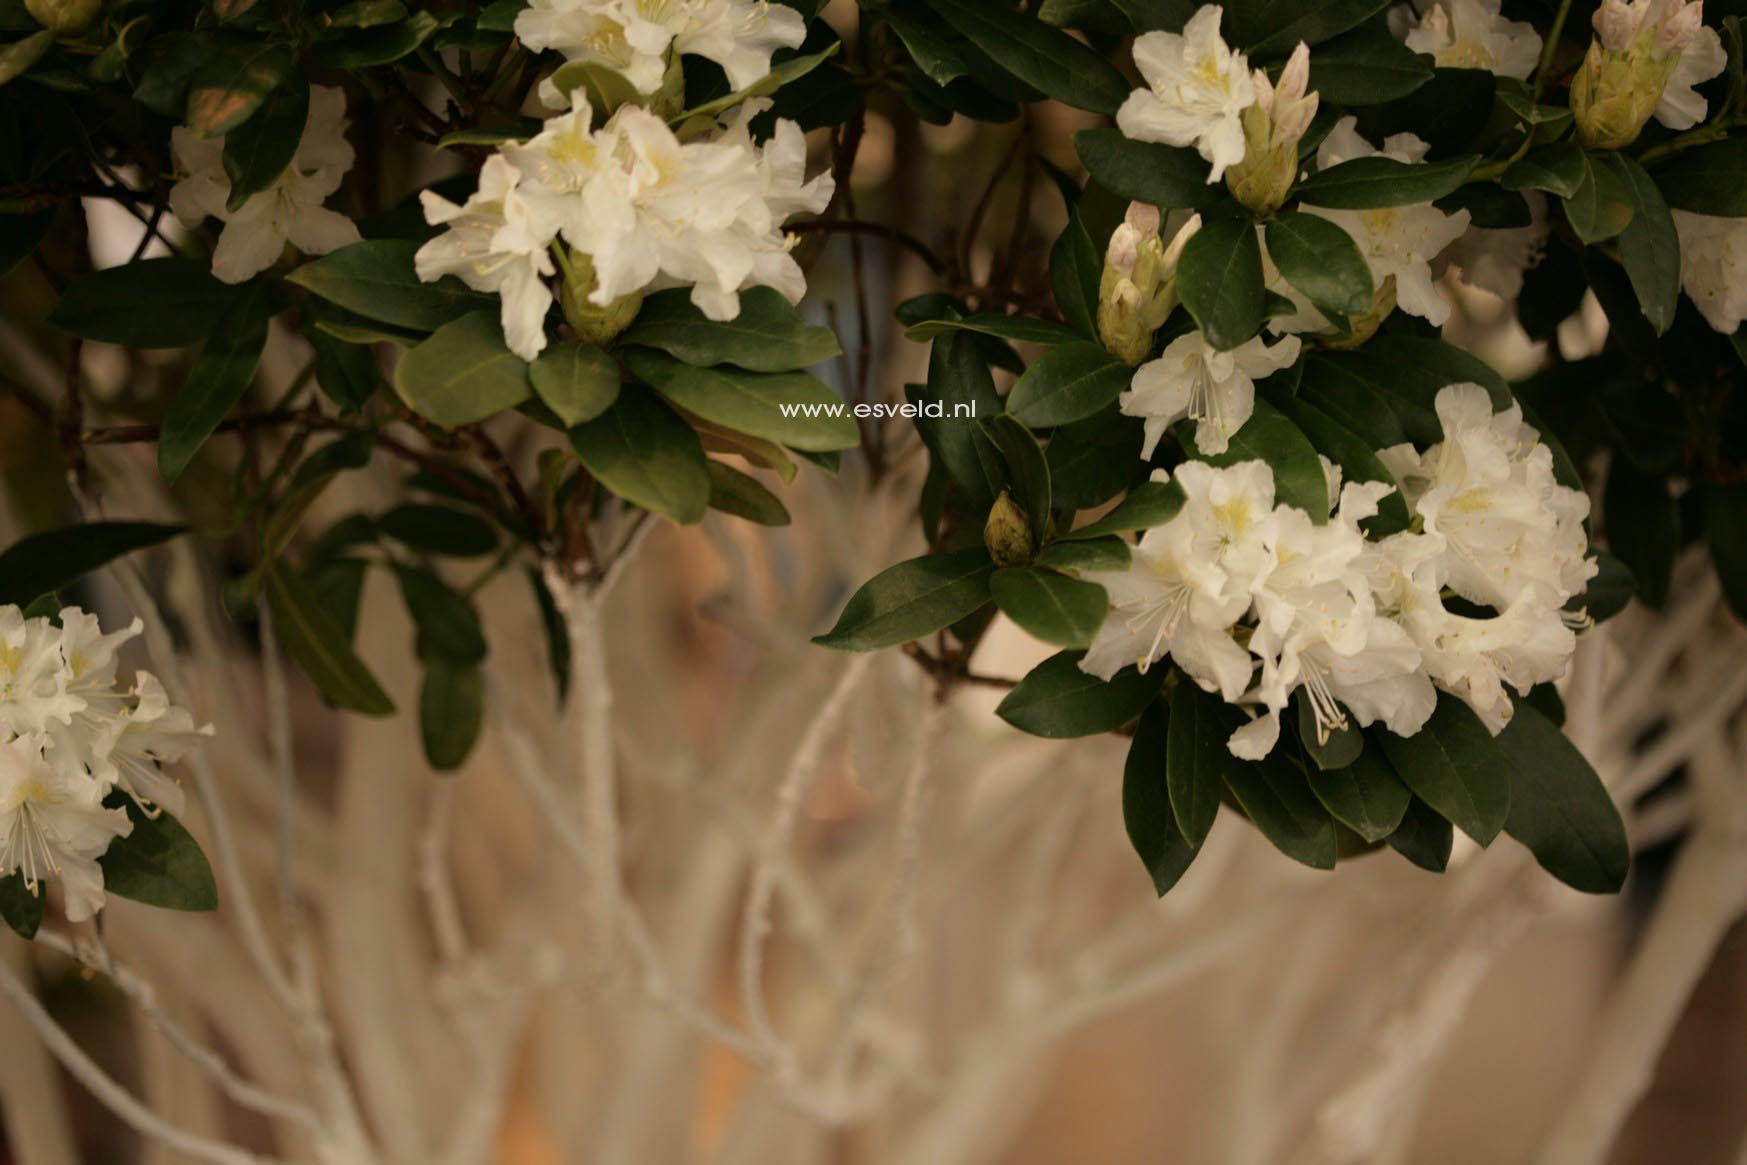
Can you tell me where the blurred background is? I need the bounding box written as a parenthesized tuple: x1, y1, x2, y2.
(4, 2, 1747, 1162)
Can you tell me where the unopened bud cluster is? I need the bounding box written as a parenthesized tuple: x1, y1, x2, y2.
(1225, 43, 1319, 217)
(1097, 204, 1200, 366)
(1573, 0, 1708, 149)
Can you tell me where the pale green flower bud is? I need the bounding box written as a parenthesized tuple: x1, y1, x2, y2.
(1224, 43, 1318, 218)
(1572, 0, 1702, 150)
(557, 247, 642, 347)
(25, 0, 98, 32)
(1097, 204, 1197, 366)
(984, 490, 1035, 567)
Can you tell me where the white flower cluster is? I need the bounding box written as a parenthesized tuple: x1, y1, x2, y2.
(0, 607, 209, 922)
(1079, 385, 1597, 760)
(170, 86, 362, 285)
(515, 0, 806, 96)
(416, 93, 832, 360)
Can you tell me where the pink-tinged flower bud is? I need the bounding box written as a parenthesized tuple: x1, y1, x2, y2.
(1097, 208, 1191, 365)
(1276, 42, 1312, 106)
(1593, 0, 1638, 52)
(1125, 200, 1161, 237)
(1105, 223, 1141, 277)
(1657, 0, 1703, 56)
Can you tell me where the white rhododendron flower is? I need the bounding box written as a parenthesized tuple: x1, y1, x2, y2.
(1121, 330, 1302, 457)
(1231, 472, 1436, 760)
(0, 734, 133, 923)
(1117, 5, 1256, 182)
(1079, 463, 1277, 697)
(0, 606, 210, 921)
(1445, 192, 1548, 301)
(170, 85, 361, 284)
(417, 93, 832, 359)
(1403, 0, 1543, 79)
(1673, 210, 1747, 333)
(1275, 118, 1470, 330)
(516, 0, 805, 95)
(416, 155, 559, 362)
(1378, 384, 1596, 611)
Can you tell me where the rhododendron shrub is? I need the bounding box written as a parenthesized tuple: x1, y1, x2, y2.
(2, 0, 1747, 1116)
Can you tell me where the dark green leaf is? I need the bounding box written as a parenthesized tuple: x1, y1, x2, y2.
(569, 386, 712, 524)
(393, 312, 532, 427)
(48, 257, 233, 348)
(1605, 154, 1680, 335)
(1265, 211, 1373, 318)
(1310, 740, 1410, 842)
(620, 287, 841, 371)
(288, 239, 496, 332)
(1604, 462, 1676, 608)
(0, 522, 185, 608)
(706, 461, 791, 525)
(1060, 478, 1186, 539)
(813, 547, 995, 651)
(1305, 26, 1433, 104)
(1376, 694, 1510, 845)
(308, 329, 384, 411)
(1296, 692, 1364, 769)
(995, 650, 1163, 737)
(222, 79, 308, 210)
(1502, 141, 1587, 199)
(0, 874, 42, 939)
(1035, 536, 1131, 571)
(1294, 154, 1479, 209)
(1072, 128, 1217, 210)
(1185, 398, 1328, 521)
(903, 314, 1083, 346)
(158, 280, 277, 482)
(1270, 393, 1411, 536)
(1004, 342, 1133, 429)
(1652, 139, 1747, 216)
(1497, 701, 1629, 893)
(911, 333, 1008, 510)
(377, 504, 498, 558)
(0, 211, 52, 278)
(1228, 0, 1392, 53)
(186, 42, 293, 136)
(305, 557, 368, 640)
(1177, 216, 1267, 350)
(420, 659, 484, 771)
(930, 0, 1130, 113)
(529, 342, 620, 428)
(1564, 152, 1635, 244)
(527, 566, 570, 701)
(983, 414, 1052, 543)
(1166, 679, 1230, 847)
(1387, 795, 1453, 871)
(1581, 551, 1635, 623)
(1045, 407, 1143, 510)
(1708, 484, 1747, 622)
(1051, 211, 1101, 338)
(394, 563, 487, 663)
(99, 796, 218, 911)
(1125, 702, 1202, 895)
(626, 349, 858, 452)
(990, 566, 1107, 648)
(263, 561, 395, 715)
(314, 12, 444, 67)
(1219, 742, 1338, 869)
